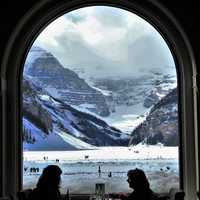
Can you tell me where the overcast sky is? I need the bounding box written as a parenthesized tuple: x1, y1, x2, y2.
(33, 6, 176, 78)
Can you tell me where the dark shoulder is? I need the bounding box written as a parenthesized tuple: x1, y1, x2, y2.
(127, 190, 158, 200)
(28, 188, 39, 200)
(149, 190, 160, 200)
(28, 187, 62, 200)
(28, 188, 46, 200)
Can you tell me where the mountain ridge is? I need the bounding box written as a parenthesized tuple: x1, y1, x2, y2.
(23, 78, 129, 150)
(129, 88, 178, 146)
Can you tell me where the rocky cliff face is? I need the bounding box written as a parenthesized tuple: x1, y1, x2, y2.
(93, 73, 176, 114)
(23, 46, 178, 149)
(129, 88, 178, 146)
(23, 79, 53, 135)
(143, 74, 176, 108)
(22, 78, 129, 150)
(24, 46, 109, 117)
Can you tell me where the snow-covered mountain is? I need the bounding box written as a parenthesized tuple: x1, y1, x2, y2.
(87, 72, 176, 133)
(24, 46, 110, 117)
(92, 72, 176, 111)
(24, 46, 177, 132)
(22, 78, 129, 150)
(23, 46, 178, 149)
(129, 88, 178, 146)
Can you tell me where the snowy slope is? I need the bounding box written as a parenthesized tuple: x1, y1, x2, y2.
(23, 118, 77, 151)
(91, 73, 177, 133)
(22, 78, 129, 150)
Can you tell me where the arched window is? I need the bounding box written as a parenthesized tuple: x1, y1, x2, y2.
(1, 1, 198, 200)
(22, 6, 179, 195)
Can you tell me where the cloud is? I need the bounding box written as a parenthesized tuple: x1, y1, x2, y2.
(93, 6, 127, 27)
(33, 6, 176, 78)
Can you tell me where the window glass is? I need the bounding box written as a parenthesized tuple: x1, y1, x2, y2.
(23, 6, 179, 194)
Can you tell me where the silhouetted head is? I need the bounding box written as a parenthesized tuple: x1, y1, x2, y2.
(127, 168, 150, 191)
(37, 165, 62, 189)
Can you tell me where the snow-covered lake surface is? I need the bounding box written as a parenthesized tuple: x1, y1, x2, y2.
(23, 145, 179, 194)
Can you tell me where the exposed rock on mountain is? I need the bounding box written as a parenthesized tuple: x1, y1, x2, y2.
(23, 46, 178, 149)
(24, 46, 110, 117)
(93, 73, 176, 114)
(143, 74, 176, 108)
(23, 78, 129, 150)
(129, 88, 178, 146)
(23, 79, 53, 135)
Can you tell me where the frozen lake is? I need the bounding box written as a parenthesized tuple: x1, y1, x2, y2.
(23, 146, 179, 194)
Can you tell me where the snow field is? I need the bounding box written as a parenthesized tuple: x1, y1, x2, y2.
(23, 146, 179, 194)
(23, 145, 178, 162)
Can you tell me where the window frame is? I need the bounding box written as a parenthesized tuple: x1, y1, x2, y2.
(0, 0, 198, 199)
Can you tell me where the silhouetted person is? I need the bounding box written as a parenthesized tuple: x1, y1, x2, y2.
(28, 165, 62, 200)
(108, 171, 112, 178)
(36, 167, 39, 173)
(112, 168, 157, 200)
(98, 165, 101, 177)
(24, 167, 28, 172)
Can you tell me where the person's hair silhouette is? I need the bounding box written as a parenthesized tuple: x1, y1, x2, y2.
(28, 165, 62, 200)
(127, 168, 150, 191)
(117, 168, 157, 200)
